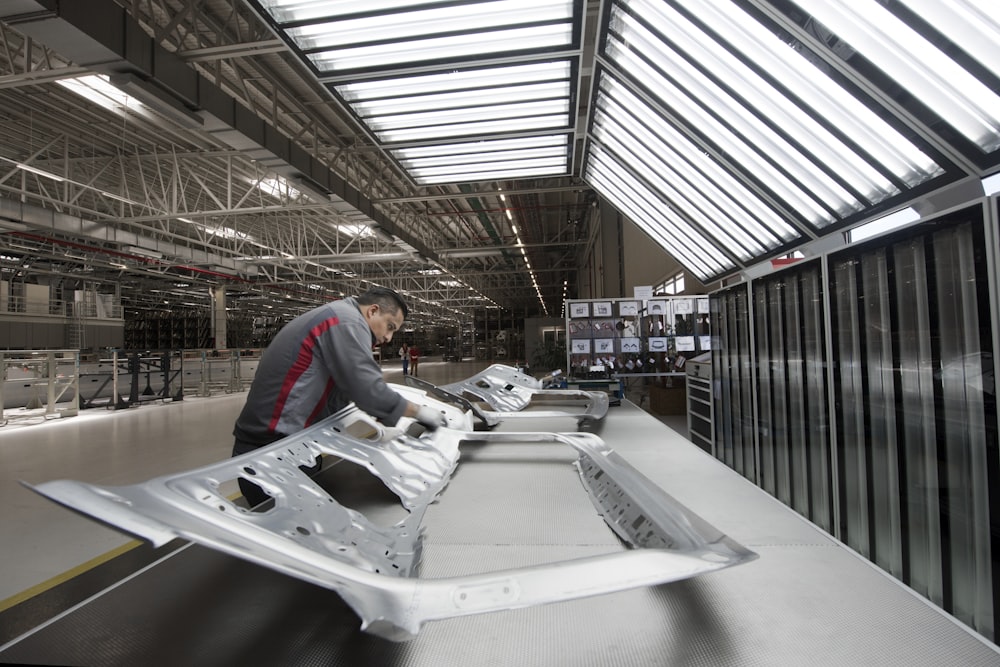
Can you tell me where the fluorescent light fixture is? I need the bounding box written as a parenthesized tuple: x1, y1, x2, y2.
(592, 74, 801, 256)
(593, 103, 778, 260)
(198, 224, 252, 241)
(16, 163, 64, 182)
(337, 61, 572, 100)
(674, 0, 940, 184)
(396, 145, 566, 170)
(586, 145, 734, 279)
(603, 37, 834, 226)
(380, 115, 568, 143)
(261, 3, 579, 183)
(408, 156, 565, 180)
(599, 0, 950, 243)
(605, 24, 855, 223)
(368, 99, 569, 133)
(393, 135, 567, 160)
(415, 164, 566, 184)
(307, 24, 571, 73)
(794, 0, 1000, 151)
(847, 207, 920, 243)
(56, 74, 138, 114)
(287, 0, 571, 49)
(58, 73, 200, 128)
(348, 82, 570, 118)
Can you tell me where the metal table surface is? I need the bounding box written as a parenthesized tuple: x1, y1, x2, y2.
(2, 402, 998, 666)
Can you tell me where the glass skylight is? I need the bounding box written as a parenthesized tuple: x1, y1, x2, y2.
(393, 135, 569, 185)
(305, 24, 573, 73)
(585, 0, 972, 280)
(256, 1, 580, 185)
(792, 0, 1000, 152)
(269, 0, 575, 74)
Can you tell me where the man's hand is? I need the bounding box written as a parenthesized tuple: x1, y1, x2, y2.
(414, 405, 447, 431)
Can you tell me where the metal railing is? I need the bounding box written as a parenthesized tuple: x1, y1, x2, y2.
(0, 294, 123, 319)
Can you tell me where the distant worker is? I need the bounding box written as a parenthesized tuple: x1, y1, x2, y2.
(409, 344, 420, 377)
(400, 342, 410, 375)
(232, 287, 446, 507)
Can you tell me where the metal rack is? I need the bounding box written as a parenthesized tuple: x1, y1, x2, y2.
(686, 353, 713, 454)
(0, 349, 80, 424)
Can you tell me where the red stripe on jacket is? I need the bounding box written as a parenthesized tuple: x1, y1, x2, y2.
(268, 316, 339, 433)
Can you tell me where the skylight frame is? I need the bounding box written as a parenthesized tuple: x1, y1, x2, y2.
(249, 0, 583, 186)
(583, 0, 970, 283)
(784, 0, 1000, 156)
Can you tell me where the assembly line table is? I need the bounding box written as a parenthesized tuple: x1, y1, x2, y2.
(2, 401, 998, 666)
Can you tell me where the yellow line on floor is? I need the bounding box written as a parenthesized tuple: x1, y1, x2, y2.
(0, 540, 141, 613)
(0, 489, 247, 614)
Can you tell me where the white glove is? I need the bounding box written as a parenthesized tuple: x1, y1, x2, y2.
(414, 405, 447, 431)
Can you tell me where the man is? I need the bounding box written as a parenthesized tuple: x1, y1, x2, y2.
(408, 343, 420, 377)
(232, 287, 446, 506)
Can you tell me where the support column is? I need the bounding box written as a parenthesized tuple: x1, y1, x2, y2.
(211, 285, 227, 350)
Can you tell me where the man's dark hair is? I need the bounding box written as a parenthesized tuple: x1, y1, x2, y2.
(357, 287, 409, 318)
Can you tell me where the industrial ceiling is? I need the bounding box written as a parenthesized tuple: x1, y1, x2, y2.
(0, 0, 997, 329)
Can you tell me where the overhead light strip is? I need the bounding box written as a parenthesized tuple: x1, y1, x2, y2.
(592, 95, 795, 259)
(603, 0, 950, 233)
(673, 0, 941, 183)
(348, 81, 570, 118)
(336, 61, 572, 98)
(276, 0, 576, 76)
(792, 0, 1000, 152)
(366, 99, 570, 133)
(586, 146, 734, 279)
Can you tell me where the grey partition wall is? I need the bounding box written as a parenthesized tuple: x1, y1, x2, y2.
(752, 260, 833, 533)
(827, 203, 999, 641)
(710, 284, 755, 479)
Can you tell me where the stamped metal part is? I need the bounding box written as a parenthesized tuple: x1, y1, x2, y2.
(402, 374, 498, 426)
(26, 387, 756, 641)
(432, 364, 609, 424)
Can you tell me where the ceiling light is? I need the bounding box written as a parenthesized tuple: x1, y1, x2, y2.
(794, 0, 1000, 151)
(16, 163, 64, 182)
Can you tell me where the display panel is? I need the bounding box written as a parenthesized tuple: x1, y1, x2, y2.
(564, 297, 709, 378)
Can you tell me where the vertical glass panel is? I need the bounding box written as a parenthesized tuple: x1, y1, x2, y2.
(860, 251, 903, 577)
(930, 223, 993, 632)
(753, 282, 775, 496)
(831, 256, 870, 557)
(784, 276, 810, 517)
(737, 288, 757, 480)
(753, 262, 833, 529)
(800, 268, 833, 532)
(712, 285, 754, 479)
(769, 281, 791, 505)
(712, 292, 734, 468)
(892, 237, 943, 605)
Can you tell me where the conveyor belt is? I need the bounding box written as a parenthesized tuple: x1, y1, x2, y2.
(2, 403, 999, 666)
